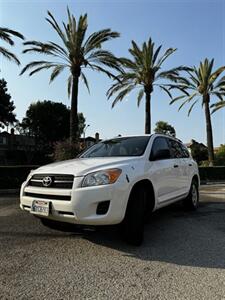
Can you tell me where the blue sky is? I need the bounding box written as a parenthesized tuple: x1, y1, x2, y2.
(0, 0, 225, 146)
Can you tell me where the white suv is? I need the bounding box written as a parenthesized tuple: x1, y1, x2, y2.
(20, 134, 199, 245)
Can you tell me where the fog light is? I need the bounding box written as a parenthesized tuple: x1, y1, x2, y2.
(96, 201, 110, 215)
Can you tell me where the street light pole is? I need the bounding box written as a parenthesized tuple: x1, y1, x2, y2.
(83, 124, 90, 148)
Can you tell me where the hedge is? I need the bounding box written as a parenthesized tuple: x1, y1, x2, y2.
(0, 165, 224, 189)
(199, 166, 225, 183)
(0, 165, 39, 189)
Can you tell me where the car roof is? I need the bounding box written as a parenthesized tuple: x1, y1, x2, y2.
(102, 134, 184, 144)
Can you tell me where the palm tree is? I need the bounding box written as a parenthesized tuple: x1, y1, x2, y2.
(20, 8, 121, 142)
(107, 38, 188, 134)
(0, 27, 24, 65)
(169, 58, 225, 165)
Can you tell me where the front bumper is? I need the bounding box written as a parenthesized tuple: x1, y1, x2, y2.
(20, 176, 129, 225)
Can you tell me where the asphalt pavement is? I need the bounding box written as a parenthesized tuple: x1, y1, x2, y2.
(0, 185, 225, 299)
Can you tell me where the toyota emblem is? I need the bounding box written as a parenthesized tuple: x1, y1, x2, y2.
(42, 176, 52, 187)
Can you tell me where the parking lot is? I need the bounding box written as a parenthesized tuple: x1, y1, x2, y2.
(0, 185, 225, 299)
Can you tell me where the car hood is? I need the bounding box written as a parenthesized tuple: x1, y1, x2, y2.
(33, 157, 139, 176)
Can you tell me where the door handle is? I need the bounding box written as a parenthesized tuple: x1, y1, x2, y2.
(173, 164, 179, 168)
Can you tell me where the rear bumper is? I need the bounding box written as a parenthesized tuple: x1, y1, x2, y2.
(20, 177, 129, 225)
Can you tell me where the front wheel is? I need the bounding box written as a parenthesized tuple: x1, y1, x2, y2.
(183, 180, 199, 210)
(122, 187, 147, 246)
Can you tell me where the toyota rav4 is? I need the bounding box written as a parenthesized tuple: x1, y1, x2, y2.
(20, 134, 199, 245)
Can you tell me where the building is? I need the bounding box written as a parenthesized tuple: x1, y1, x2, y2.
(81, 132, 100, 149)
(0, 129, 35, 164)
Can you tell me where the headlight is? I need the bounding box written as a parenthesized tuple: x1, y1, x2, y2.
(82, 168, 122, 187)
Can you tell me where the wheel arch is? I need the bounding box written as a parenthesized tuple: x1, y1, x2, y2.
(192, 174, 200, 187)
(125, 179, 156, 218)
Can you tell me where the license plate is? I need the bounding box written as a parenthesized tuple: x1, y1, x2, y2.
(31, 200, 49, 216)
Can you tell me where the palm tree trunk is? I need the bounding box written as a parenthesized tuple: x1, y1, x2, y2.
(145, 90, 151, 134)
(203, 94, 214, 166)
(70, 75, 79, 144)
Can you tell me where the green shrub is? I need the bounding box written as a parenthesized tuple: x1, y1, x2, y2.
(199, 166, 225, 182)
(214, 144, 225, 166)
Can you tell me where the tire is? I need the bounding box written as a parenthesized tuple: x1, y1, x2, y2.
(183, 179, 199, 211)
(122, 187, 147, 246)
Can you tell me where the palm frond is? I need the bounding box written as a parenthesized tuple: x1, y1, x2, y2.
(209, 66, 225, 85)
(0, 46, 20, 65)
(211, 100, 225, 113)
(76, 14, 88, 51)
(156, 48, 176, 68)
(88, 63, 120, 81)
(177, 92, 198, 110)
(152, 45, 162, 65)
(129, 40, 143, 66)
(187, 99, 199, 116)
(49, 65, 65, 83)
(87, 50, 122, 72)
(137, 89, 144, 106)
(0, 30, 14, 45)
(81, 72, 90, 93)
(67, 74, 72, 98)
(23, 41, 69, 62)
(112, 84, 135, 108)
(211, 91, 224, 101)
(0, 27, 24, 45)
(169, 95, 187, 105)
(20, 60, 57, 75)
(159, 85, 173, 99)
(48, 42, 69, 58)
(46, 11, 67, 47)
(119, 57, 137, 70)
(84, 29, 120, 54)
(107, 80, 130, 99)
(167, 84, 190, 96)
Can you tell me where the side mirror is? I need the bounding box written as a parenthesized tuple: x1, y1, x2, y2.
(151, 149, 170, 161)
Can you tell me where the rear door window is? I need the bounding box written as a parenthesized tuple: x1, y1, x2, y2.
(168, 139, 187, 158)
(180, 144, 190, 158)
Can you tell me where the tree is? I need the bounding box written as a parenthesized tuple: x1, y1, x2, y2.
(20, 8, 121, 143)
(0, 27, 24, 65)
(154, 121, 176, 137)
(189, 139, 208, 165)
(215, 144, 225, 166)
(107, 38, 189, 133)
(0, 79, 17, 128)
(19, 100, 85, 145)
(169, 59, 225, 166)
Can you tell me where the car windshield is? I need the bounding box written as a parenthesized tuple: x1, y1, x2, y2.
(80, 136, 150, 158)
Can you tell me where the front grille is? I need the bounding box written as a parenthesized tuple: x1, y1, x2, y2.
(28, 174, 74, 189)
(24, 192, 71, 201)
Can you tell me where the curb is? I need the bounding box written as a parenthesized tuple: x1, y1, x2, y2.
(200, 181, 225, 186)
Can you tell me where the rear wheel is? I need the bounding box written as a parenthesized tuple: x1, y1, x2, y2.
(183, 179, 199, 210)
(122, 187, 147, 246)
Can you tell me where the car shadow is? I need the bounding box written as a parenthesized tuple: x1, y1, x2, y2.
(2, 199, 225, 270)
(82, 201, 225, 269)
